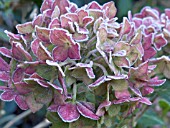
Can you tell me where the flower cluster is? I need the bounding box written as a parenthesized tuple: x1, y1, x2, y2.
(0, 0, 169, 125)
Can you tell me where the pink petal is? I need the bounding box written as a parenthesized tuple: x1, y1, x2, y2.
(12, 42, 32, 61)
(0, 71, 10, 82)
(68, 43, 81, 60)
(60, 15, 72, 29)
(32, 14, 44, 27)
(132, 18, 142, 28)
(86, 67, 95, 79)
(25, 65, 36, 75)
(154, 34, 167, 51)
(37, 42, 52, 61)
(15, 82, 33, 95)
(139, 97, 152, 105)
(0, 91, 16, 101)
(12, 68, 24, 83)
(148, 78, 166, 86)
(58, 72, 67, 96)
(35, 26, 50, 43)
(143, 47, 156, 61)
(49, 18, 60, 29)
(16, 22, 34, 34)
(88, 1, 101, 9)
(50, 28, 74, 46)
(0, 57, 9, 72)
(120, 17, 131, 35)
(4, 30, 21, 40)
(142, 86, 154, 95)
(31, 38, 40, 56)
(142, 17, 153, 27)
(130, 31, 142, 45)
(0, 47, 12, 58)
(88, 76, 107, 88)
(115, 90, 131, 99)
(40, 0, 53, 12)
(52, 46, 68, 62)
(14, 95, 29, 110)
(47, 82, 63, 94)
(83, 17, 94, 27)
(113, 99, 130, 104)
(51, 6, 60, 19)
(58, 103, 80, 122)
(48, 104, 59, 112)
(72, 33, 88, 42)
(102, 1, 117, 19)
(143, 34, 153, 50)
(129, 83, 142, 97)
(96, 100, 111, 116)
(77, 10, 88, 24)
(165, 8, 170, 19)
(77, 102, 99, 120)
(52, 0, 69, 15)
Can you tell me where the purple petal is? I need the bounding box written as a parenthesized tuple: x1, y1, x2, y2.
(52, 46, 68, 62)
(139, 97, 152, 105)
(77, 102, 99, 120)
(143, 34, 153, 50)
(16, 22, 34, 34)
(60, 15, 72, 29)
(68, 43, 81, 60)
(0, 47, 12, 58)
(0, 91, 15, 101)
(142, 17, 153, 27)
(96, 100, 111, 116)
(25, 65, 36, 75)
(12, 68, 25, 83)
(58, 103, 80, 122)
(14, 95, 29, 110)
(0, 71, 10, 82)
(154, 34, 167, 51)
(130, 31, 142, 45)
(0, 57, 9, 72)
(113, 99, 130, 104)
(58, 72, 67, 96)
(35, 26, 50, 43)
(102, 1, 116, 19)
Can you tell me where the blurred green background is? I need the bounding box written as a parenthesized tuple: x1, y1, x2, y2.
(0, 0, 170, 128)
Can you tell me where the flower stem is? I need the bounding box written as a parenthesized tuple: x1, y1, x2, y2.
(72, 83, 77, 103)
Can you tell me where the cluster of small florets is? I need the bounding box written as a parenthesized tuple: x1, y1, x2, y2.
(0, 0, 169, 123)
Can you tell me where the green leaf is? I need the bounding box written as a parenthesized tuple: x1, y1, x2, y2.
(108, 105, 121, 117)
(157, 79, 170, 103)
(46, 112, 69, 128)
(138, 110, 164, 127)
(158, 99, 170, 116)
(36, 65, 57, 81)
